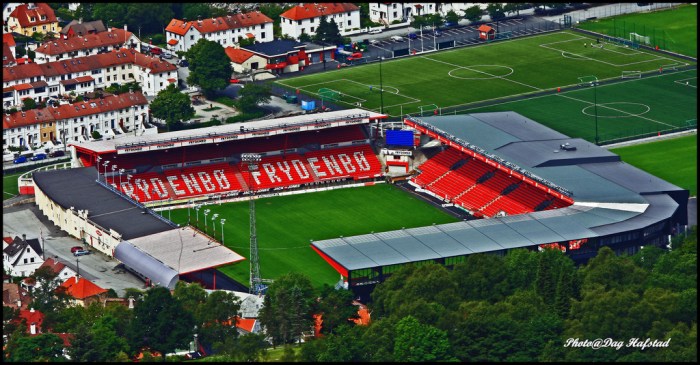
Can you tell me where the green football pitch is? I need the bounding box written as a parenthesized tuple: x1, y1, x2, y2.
(3, 173, 21, 201)
(460, 68, 697, 144)
(167, 184, 459, 289)
(575, 3, 697, 57)
(277, 30, 693, 119)
(609, 134, 697, 196)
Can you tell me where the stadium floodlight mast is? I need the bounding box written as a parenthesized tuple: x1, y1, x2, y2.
(118, 169, 125, 194)
(220, 219, 226, 245)
(194, 204, 202, 225)
(102, 160, 110, 184)
(96, 156, 102, 181)
(203, 209, 211, 234)
(127, 174, 133, 199)
(211, 213, 219, 237)
(242, 153, 266, 295)
(111, 165, 118, 190)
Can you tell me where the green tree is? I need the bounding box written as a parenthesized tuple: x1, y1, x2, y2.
(410, 15, 429, 30)
(426, 13, 444, 28)
(128, 286, 195, 359)
(182, 3, 214, 20)
(504, 3, 522, 16)
(185, 39, 233, 98)
(235, 333, 269, 362)
(464, 5, 484, 23)
(444, 10, 460, 26)
(21, 97, 37, 111)
(91, 130, 102, 140)
(394, 315, 455, 362)
(486, 3, 506, 22)
(173, 281, 207, 319)
(316, 284, 358, 335)
(69, 314, 130, 362)
(259, 272, 316, 346)
(258, 4, 295, 39)
(298, 32, 312, 42)
(452, 254, 509, 302)
(6, 333, 64, 362)
(236, 83, 271, 113)
(28, 266, 70, 315)
(149, 83, 195, 130)
(197, 290, 241, 348)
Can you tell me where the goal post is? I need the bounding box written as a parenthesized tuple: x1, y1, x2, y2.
(629, 32, 650, 45)
(418, 104, 440, 116)
(621, 70, 642, 79)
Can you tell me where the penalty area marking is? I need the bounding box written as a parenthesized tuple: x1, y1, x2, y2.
(581, 102, 651, 118)
(447, 65, 514, 80)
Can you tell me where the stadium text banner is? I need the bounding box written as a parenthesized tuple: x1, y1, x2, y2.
(381, 148, 412, 156)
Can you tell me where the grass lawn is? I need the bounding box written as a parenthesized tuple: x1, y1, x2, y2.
(460, 68, 697, 144)
(277, 30, 693, 118)
(609, 134, 697, 196)
(168, 184, 459, 289)
(3, 173, 21, 200)
(576, 4, 697, 57)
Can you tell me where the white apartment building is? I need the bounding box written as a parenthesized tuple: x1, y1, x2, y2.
(280, 3, 361, 40)
(165, 11, 274, 54)
(34, 27, 140, 64)
(369, 3, 490, 24)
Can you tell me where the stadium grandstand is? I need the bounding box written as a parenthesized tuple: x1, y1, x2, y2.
(311, 112, 689, 295)
(29, 108, 387, 290)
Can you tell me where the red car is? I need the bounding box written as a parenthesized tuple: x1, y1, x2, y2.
(229, 78, 241, 84)
(70, 246, 83, 254)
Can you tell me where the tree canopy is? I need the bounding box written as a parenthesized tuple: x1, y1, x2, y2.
(185, 39, 233, 98)
(259, 272, 316, 346)
(149, 83, 195, 130)
(236, 83, 272, 113)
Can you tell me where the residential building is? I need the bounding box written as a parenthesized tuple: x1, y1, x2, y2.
(369, 3, 488, 24)
(2, 235, 44, 278)
(17, 307, 44, 334)
(59, 276, 108, 307)
(21, 257, 77, 293)
(165, 11, 273, 54)
(3, 33, 17, 67)
(225, 40, 336, 76)
(280, 3, 360, 40)
(6, 3, 60, 36)
(34, 26, 139, 64)
(58, 19, 107, 39)
(3, 91, 150, 150)
(3, 47, 177, 109)
(2, 282, 32, 310)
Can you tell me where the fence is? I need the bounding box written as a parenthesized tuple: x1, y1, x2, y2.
(597, 119, 697, 146)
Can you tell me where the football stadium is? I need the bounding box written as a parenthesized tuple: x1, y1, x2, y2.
(27, 107, 688, 297)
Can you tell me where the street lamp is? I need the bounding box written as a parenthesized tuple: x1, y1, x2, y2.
(111, 165, 117, 190)
(195, 204, 201, 225)
(211, 213, 219, 237)
(220, 218, 226, 245)
(102, 160, 110, 184)
(96, 156, 102, 181)
(127, 174, 133, 198)
(203, 209, 211, 234)
(378, 56, 384, 114)
(119, 168, 125, 193)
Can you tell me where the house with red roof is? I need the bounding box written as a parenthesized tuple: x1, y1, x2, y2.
(2, 282, 32, 310)
(17, 307, 44, 334)
(165, 11, 273, 54)
(60, 276, 108, 307)
(6, 3, 60, 37)
(3, 33, 17, 67)
(280, 3, 360, 40)
(3, 91, 150, 151)
(21, 257, 77, 293)
(35, 26, 140, 64)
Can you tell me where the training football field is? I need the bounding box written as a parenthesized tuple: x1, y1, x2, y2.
(277, 30, 693, 120)
(168, 184, 459, 289)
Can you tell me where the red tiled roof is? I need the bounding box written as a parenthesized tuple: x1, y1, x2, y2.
(3, 33, 16, 47)
(3, 43, 17, 66)
(165, 19, 192, 36)
(281, 3, 359, 21)
(18, 309, 45, 333)
(75, 75, 94, 83)
(478, 25, 494, 32)
(60, 276, 107, 300)
(2, 282, 31, 310)
(9, 3, 58, 28)
(3, 237, 13, 244)
(39, 258, 67, 276)
(36, 28, 133, 56)
(3, 91, 148, 130)
(245, 33, 255, 39)
(168, 11, 273, 36)
(224, 47, 255, 64)
(235, 317, 256, 333)
(167, 38, 178, 46)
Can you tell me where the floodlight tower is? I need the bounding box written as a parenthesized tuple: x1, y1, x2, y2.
(242, 153, 265, 295)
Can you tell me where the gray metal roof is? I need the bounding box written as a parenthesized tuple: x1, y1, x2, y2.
(32, 167, 173, 240)
(114, 241, 179, 289)
(312, 112, 686, 272)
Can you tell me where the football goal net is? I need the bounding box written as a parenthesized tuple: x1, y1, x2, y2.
(629, 32, 650, 46)
(621, 70, 642, 79)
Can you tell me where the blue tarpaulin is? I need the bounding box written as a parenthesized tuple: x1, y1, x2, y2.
(301, 100, 315, 111)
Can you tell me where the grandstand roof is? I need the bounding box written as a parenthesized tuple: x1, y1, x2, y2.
(32, 167, 173, 240)
(312, 112, 687, 274)
(72, 108, 386, 154)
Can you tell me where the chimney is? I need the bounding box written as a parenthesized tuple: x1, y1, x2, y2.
(78, 17, 83, 24)
(124, 24, 127, 33)
(17, 299, 22, 308)
(129, 88, 133, 94)
(128, 296, 135, 309)
(30, 307, 35, 313)
(22, 234, 26, 242)
(30, 322, 37, 335)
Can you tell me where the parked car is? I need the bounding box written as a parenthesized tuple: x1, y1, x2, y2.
(70, 246, 84, 254)
(444, 21, 456, 28)
(408, 33, 418, 40)
(13, 155, 27, 164)
(390, 35, 403, 41)
(150, 47, 162, 55)
(73, 249, 91, 257)
(178, 59, 189, 67)
(368, 28, 382, 34)
(48, 150, 65, 158)
(369, 39, 379, 45)
(229, 78, 241, 84)
(30, 153, 47, 161)
(162, 52, 172, 59)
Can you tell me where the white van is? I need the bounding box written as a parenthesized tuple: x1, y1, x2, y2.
(390, 35, 403, 41)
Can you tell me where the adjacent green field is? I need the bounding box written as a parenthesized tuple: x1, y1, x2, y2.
(576, 4, 697, 57)
(3, 173, 21, 200)
(277, 30, 693, 118)
(168, 184, 459, 289)
(609, 134, 697, 196)
(460, 69, 697, 144)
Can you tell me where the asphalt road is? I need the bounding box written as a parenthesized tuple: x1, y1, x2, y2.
(3, 204, 145, 297)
